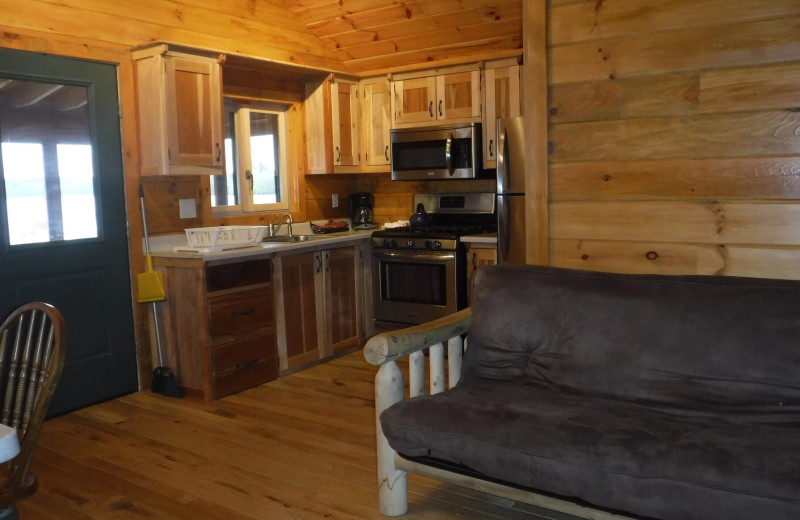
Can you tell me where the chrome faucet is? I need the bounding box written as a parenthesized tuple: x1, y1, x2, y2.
(269, 213, 293, 237)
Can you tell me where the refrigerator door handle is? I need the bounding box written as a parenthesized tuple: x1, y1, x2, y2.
(497, 126, 508, 194)
(497, 195, 510, 262)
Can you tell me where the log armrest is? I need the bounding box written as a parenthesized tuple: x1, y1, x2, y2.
(364, 308, 472, 366)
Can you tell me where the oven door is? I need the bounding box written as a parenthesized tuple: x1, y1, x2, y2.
(372, 249, 458, 327)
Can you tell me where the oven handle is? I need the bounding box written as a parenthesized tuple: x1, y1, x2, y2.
(372, 251, 456, 263)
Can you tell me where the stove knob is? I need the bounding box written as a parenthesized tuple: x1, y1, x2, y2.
(424, 240, 433, 249)
(407, 239, 415, 248)
(433, 240, 442, 250)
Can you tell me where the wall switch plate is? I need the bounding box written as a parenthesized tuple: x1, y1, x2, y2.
(332, 193, 339, 208)
(179, 198, 197, 219)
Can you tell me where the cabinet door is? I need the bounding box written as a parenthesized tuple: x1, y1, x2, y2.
(393, 77, 436, 124)
(483, 66, 521, 169)
(467, 246, 497, 303)
(323, 247, 363, 355)
(164, 55, 223, 170)
(331, 80, 360, 166)
(361, 79, 391, 167)
(280, 252, 323, 369)
(436, 71, 481, 121)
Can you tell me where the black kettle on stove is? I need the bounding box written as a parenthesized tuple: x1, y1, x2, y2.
(409, 203, 431, 228)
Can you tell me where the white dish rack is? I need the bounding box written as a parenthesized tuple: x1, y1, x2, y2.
(175, 226, 268, 252)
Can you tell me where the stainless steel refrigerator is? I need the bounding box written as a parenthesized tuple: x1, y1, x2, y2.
(496, 116, 526, 265)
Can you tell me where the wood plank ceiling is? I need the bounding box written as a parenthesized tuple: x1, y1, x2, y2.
(278, 0, 524, 73)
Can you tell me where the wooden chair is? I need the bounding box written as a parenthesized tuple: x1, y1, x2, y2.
(0, 302, 66, 515)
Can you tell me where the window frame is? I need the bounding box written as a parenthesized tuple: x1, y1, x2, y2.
(211, 101, 290, 216)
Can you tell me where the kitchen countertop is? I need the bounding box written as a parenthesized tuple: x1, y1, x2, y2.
(460, 233, 497, 245)
(150, 229, 374, 262)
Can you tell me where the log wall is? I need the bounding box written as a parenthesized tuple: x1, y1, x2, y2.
(547, 0, 800, 279)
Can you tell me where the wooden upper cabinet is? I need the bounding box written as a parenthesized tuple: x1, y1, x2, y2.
(393, 76, 437, 124)
(483, 61, 521, 169)
(133, 44, 225, 176)
(304, 75, 363, 174)
(392, 69, 480, 127)
(331, 79, 360, 167)
(360, 76, 392, 167)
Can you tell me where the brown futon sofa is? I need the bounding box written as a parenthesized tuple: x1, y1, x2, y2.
(365, 265, 800, 519)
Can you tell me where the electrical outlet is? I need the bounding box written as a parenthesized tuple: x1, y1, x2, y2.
(179, 198, 197, 219)
(332, 193, 339, 208)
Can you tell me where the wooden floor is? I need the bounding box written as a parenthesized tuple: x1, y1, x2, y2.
(17, 351, 580, 520)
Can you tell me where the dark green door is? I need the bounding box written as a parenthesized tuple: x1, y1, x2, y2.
(0, 48, 138, 415)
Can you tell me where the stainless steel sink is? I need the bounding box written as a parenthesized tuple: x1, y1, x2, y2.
(261, 235, 320, 243)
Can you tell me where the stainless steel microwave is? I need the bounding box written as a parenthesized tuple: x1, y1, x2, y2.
(390, 123, 486, 181)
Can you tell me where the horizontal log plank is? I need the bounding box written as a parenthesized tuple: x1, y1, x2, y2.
(551, 201, 800, 245)
(550, 111, 800, 162)
(550, 157, 800, 201)
(699, 61, 800, 113)
(552, 239, 800, 280)
(550, 0, 800, 46)
(549, 72, 699, 124)
(551, 16, 800, 85)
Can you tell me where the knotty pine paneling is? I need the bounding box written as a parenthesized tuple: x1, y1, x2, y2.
(548, 0, 800, 280)
(550, 16, 800, 85)
(551, 157, 800, 202)
(552, 239, 800, 280)
(549, 0, 800, 46)
(551, 111, 800, 162)
(552, 201, 800, 247)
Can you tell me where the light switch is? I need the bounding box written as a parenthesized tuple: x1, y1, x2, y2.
(332, 193, 339, 208)
(179, 198, 197, 219)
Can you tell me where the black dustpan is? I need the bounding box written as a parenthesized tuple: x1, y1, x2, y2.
(152, 366, 184, 398)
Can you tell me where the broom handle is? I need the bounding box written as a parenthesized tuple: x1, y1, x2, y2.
(139, 185, 151, 256)
(140, 185, 165, 367)
(151, 301, 164, 367)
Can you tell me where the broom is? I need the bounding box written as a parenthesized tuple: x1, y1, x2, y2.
(138, 186, 183, 398)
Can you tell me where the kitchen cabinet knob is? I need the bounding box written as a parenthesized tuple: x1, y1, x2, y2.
(325, 253, 330, 272)
(335, 146, 341, 163)
(438, 100, 443, 117)
(489, 139, 494, 157)
(215, 142, 221, 162)
(472, 252, 478, 269)
(428, 101, 433, 117)
(316, 254, 322, 273)
(384, 145, 389, 161)
(232, 309, 255, 318)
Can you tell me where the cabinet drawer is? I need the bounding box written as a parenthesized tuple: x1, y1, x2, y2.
(206, 258, 271, 293)
(208, 287, 274, 341)
(212, 334, 278, 398)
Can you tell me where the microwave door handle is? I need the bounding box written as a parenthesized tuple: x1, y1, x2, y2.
(445, 134, 455, 176)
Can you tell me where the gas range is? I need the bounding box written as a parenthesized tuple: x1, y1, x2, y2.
(371, 192, 496, 329)
(372, 193, 496, 252)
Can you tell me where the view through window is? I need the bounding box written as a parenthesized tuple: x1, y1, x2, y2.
(0, 78, 97, 245)
(211, 102, 289, 213)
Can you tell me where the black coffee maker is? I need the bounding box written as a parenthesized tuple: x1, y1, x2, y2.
(350, 192, 375, 230)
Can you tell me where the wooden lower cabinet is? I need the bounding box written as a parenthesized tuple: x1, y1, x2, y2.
(275, 245, 364, 371)
(466, 244, 497, 303)
(154, 256, 279, 400)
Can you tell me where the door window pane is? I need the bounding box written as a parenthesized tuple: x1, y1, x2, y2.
(0, 79, 96, 245)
